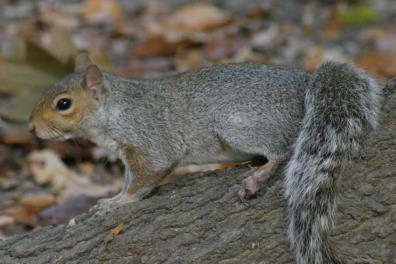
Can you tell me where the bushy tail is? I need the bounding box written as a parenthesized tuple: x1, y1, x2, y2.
(285, 62, 381, 264)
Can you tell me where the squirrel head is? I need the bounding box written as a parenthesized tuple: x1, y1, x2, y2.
(29, 53, 104, 140)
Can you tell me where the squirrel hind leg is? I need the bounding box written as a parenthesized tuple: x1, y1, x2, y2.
(238, 157, 285, 201)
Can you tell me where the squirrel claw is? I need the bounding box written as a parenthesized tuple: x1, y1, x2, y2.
(238, 188, 248, 202)
(89, 198, 116, 215)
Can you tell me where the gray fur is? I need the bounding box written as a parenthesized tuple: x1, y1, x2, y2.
(35, 61, 381, 263)
(285, 62, 381, 264)
(66, 63, 309, 189)
(78, 63, 307, 163)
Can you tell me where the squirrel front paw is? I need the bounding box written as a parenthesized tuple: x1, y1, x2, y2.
(89, 198, 119, 215)
(90, 193, 142, 215)
(238, 175, 258, 201)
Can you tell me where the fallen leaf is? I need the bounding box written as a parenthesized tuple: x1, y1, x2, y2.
(20, 193, 56, 210)
(28, 150, 121, 201)
(169, 3, 230, 31)
(303, 45, 324, 71)
(68, 217, 76, 227)
(361, 27, 388, 41)
(0, 131, 33, 145)
(28, 150, 70, 192)
(174, 50, 208, 72)
(5, 206, 37, 225)
(0, 178, 18, 191)
(40, 195, 97, 225)
(5, 193, 57, 225)
(38, 26, 78, 63)
(77, 162, 95, 176)
(48, 140, 94, 160)
(0, 215, 14, 228)
(356, 50, 396, 78)
(87, 48, 114, 72)
(104, 223, 124, 243)
(84, 0, 123, 25)
(321, 9, 343, 40)
(38, 7, 80, 29)
(246, 3, 272, 18)
(204, 36, 247, 60)
(251, 25, 280, 50)
(120, 58, 171, 78)
(303, 45, 349, 71)
(135, 35, 180, 58)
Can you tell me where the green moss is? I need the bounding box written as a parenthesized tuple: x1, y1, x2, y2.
(338, 4, 378, 26)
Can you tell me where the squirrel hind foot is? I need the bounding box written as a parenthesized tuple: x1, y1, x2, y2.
(238, 175, 259, 201)
(238, 161, 277, 201)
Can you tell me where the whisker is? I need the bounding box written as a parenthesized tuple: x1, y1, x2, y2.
(48, 125, 64, 140)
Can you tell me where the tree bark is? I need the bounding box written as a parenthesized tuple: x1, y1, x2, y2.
(1, 89, 395, 264)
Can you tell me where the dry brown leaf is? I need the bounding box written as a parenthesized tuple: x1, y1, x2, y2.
(119, 58, 171, 77)
(5, 206, 37, 225)
(28, 150, 70, 192)
(87, 48, 114, 72)
(361, 27, 388, 40)
(48, 141, 94, 159)
(6, 193, 56, 225)
(321, 10, 343, 40)
(20, 193, 56, 209)
(251, 25, 280, 50)
(174, 50, 208, 72)
(204, 36, 247, 60)
(40, 196, 97, 225)
(303, 46, 325, 71)
(303, 46, 350, 71)
(104, 223, 124, 243)
(0, 215, 14, 228)
(169, 3, 230, 31)
(246, 3, 272, 18)
(135, 36, 180, 58)
(39, 26, 78, 63)
(38, 7, 80, 29)
(77, 162, 95, 176)
(84, 0, 123, 25)
(28, 150, 121, 202)
(1, 133, 33, 145)
(140, 3, 231, 44)
(356, 50, 396, 78)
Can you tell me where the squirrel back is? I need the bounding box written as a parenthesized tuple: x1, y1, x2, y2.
(285, 62, 381, 263)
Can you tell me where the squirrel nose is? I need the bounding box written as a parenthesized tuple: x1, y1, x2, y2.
(28, 123, 36, 136)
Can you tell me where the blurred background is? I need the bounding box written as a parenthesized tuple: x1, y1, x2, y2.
(0, 0, 395, 238)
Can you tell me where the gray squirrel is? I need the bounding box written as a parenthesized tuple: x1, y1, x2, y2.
(29, 53, 382, 264)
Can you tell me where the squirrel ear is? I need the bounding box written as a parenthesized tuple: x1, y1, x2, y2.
(75, 52, 93, 71)
(84, 65, 103, 101)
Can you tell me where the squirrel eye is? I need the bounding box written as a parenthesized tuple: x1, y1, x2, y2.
(56, 98, 72, 111)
